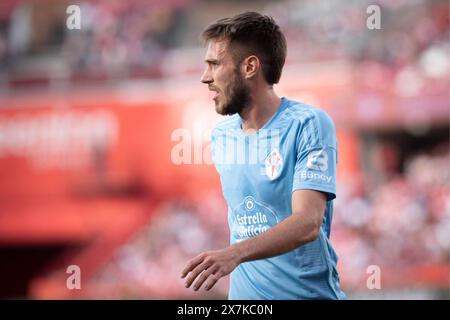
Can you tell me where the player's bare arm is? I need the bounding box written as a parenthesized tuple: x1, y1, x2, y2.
(181, 189, 327, 291)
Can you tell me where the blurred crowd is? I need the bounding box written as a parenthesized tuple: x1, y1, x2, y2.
(0, 0, 448, 83)
(276, 0, 448, 67)
(333, 141, 449, 290)
(61, 1, 185, 79)
(0, 0, 188, 80)
(89, 192, 231, 299)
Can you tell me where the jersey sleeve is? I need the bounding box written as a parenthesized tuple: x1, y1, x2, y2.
(292, 109, 338, 200)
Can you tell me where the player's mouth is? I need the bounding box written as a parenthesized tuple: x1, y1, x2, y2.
(208, 87, 220, 100)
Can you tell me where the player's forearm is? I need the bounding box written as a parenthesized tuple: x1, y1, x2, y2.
(231, 212, 321, 264)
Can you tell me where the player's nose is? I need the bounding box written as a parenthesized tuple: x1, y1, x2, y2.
(200, 68, 213, 84)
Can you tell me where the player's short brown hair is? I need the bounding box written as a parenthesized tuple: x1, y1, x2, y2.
(202, 11, 287, 85)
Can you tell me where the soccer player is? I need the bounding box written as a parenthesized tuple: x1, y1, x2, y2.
(181, 11, 346, 300)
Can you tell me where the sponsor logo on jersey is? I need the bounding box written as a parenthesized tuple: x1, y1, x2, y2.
(302, 149, 333, 183)
(306, 149, 328, 172)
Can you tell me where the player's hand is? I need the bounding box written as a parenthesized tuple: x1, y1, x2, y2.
(181, 247, 240, 291)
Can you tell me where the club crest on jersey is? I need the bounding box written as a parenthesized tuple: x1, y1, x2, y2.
(265, 149, 283, 180)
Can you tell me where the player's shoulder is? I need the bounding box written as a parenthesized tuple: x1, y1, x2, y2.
(280, 98, 336, 132)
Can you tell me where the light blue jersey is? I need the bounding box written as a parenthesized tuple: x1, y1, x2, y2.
(211, 97, 346, 300)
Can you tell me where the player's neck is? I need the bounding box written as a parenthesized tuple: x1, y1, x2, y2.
(240, 88, 281, 133)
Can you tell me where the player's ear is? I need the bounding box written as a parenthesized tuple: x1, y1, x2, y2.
(242, 55, 260, 79)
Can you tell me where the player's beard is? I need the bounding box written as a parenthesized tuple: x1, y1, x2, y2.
(216, 67, 251, 116)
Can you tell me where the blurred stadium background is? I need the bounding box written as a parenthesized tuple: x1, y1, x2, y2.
(0, 0, 448, 299)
